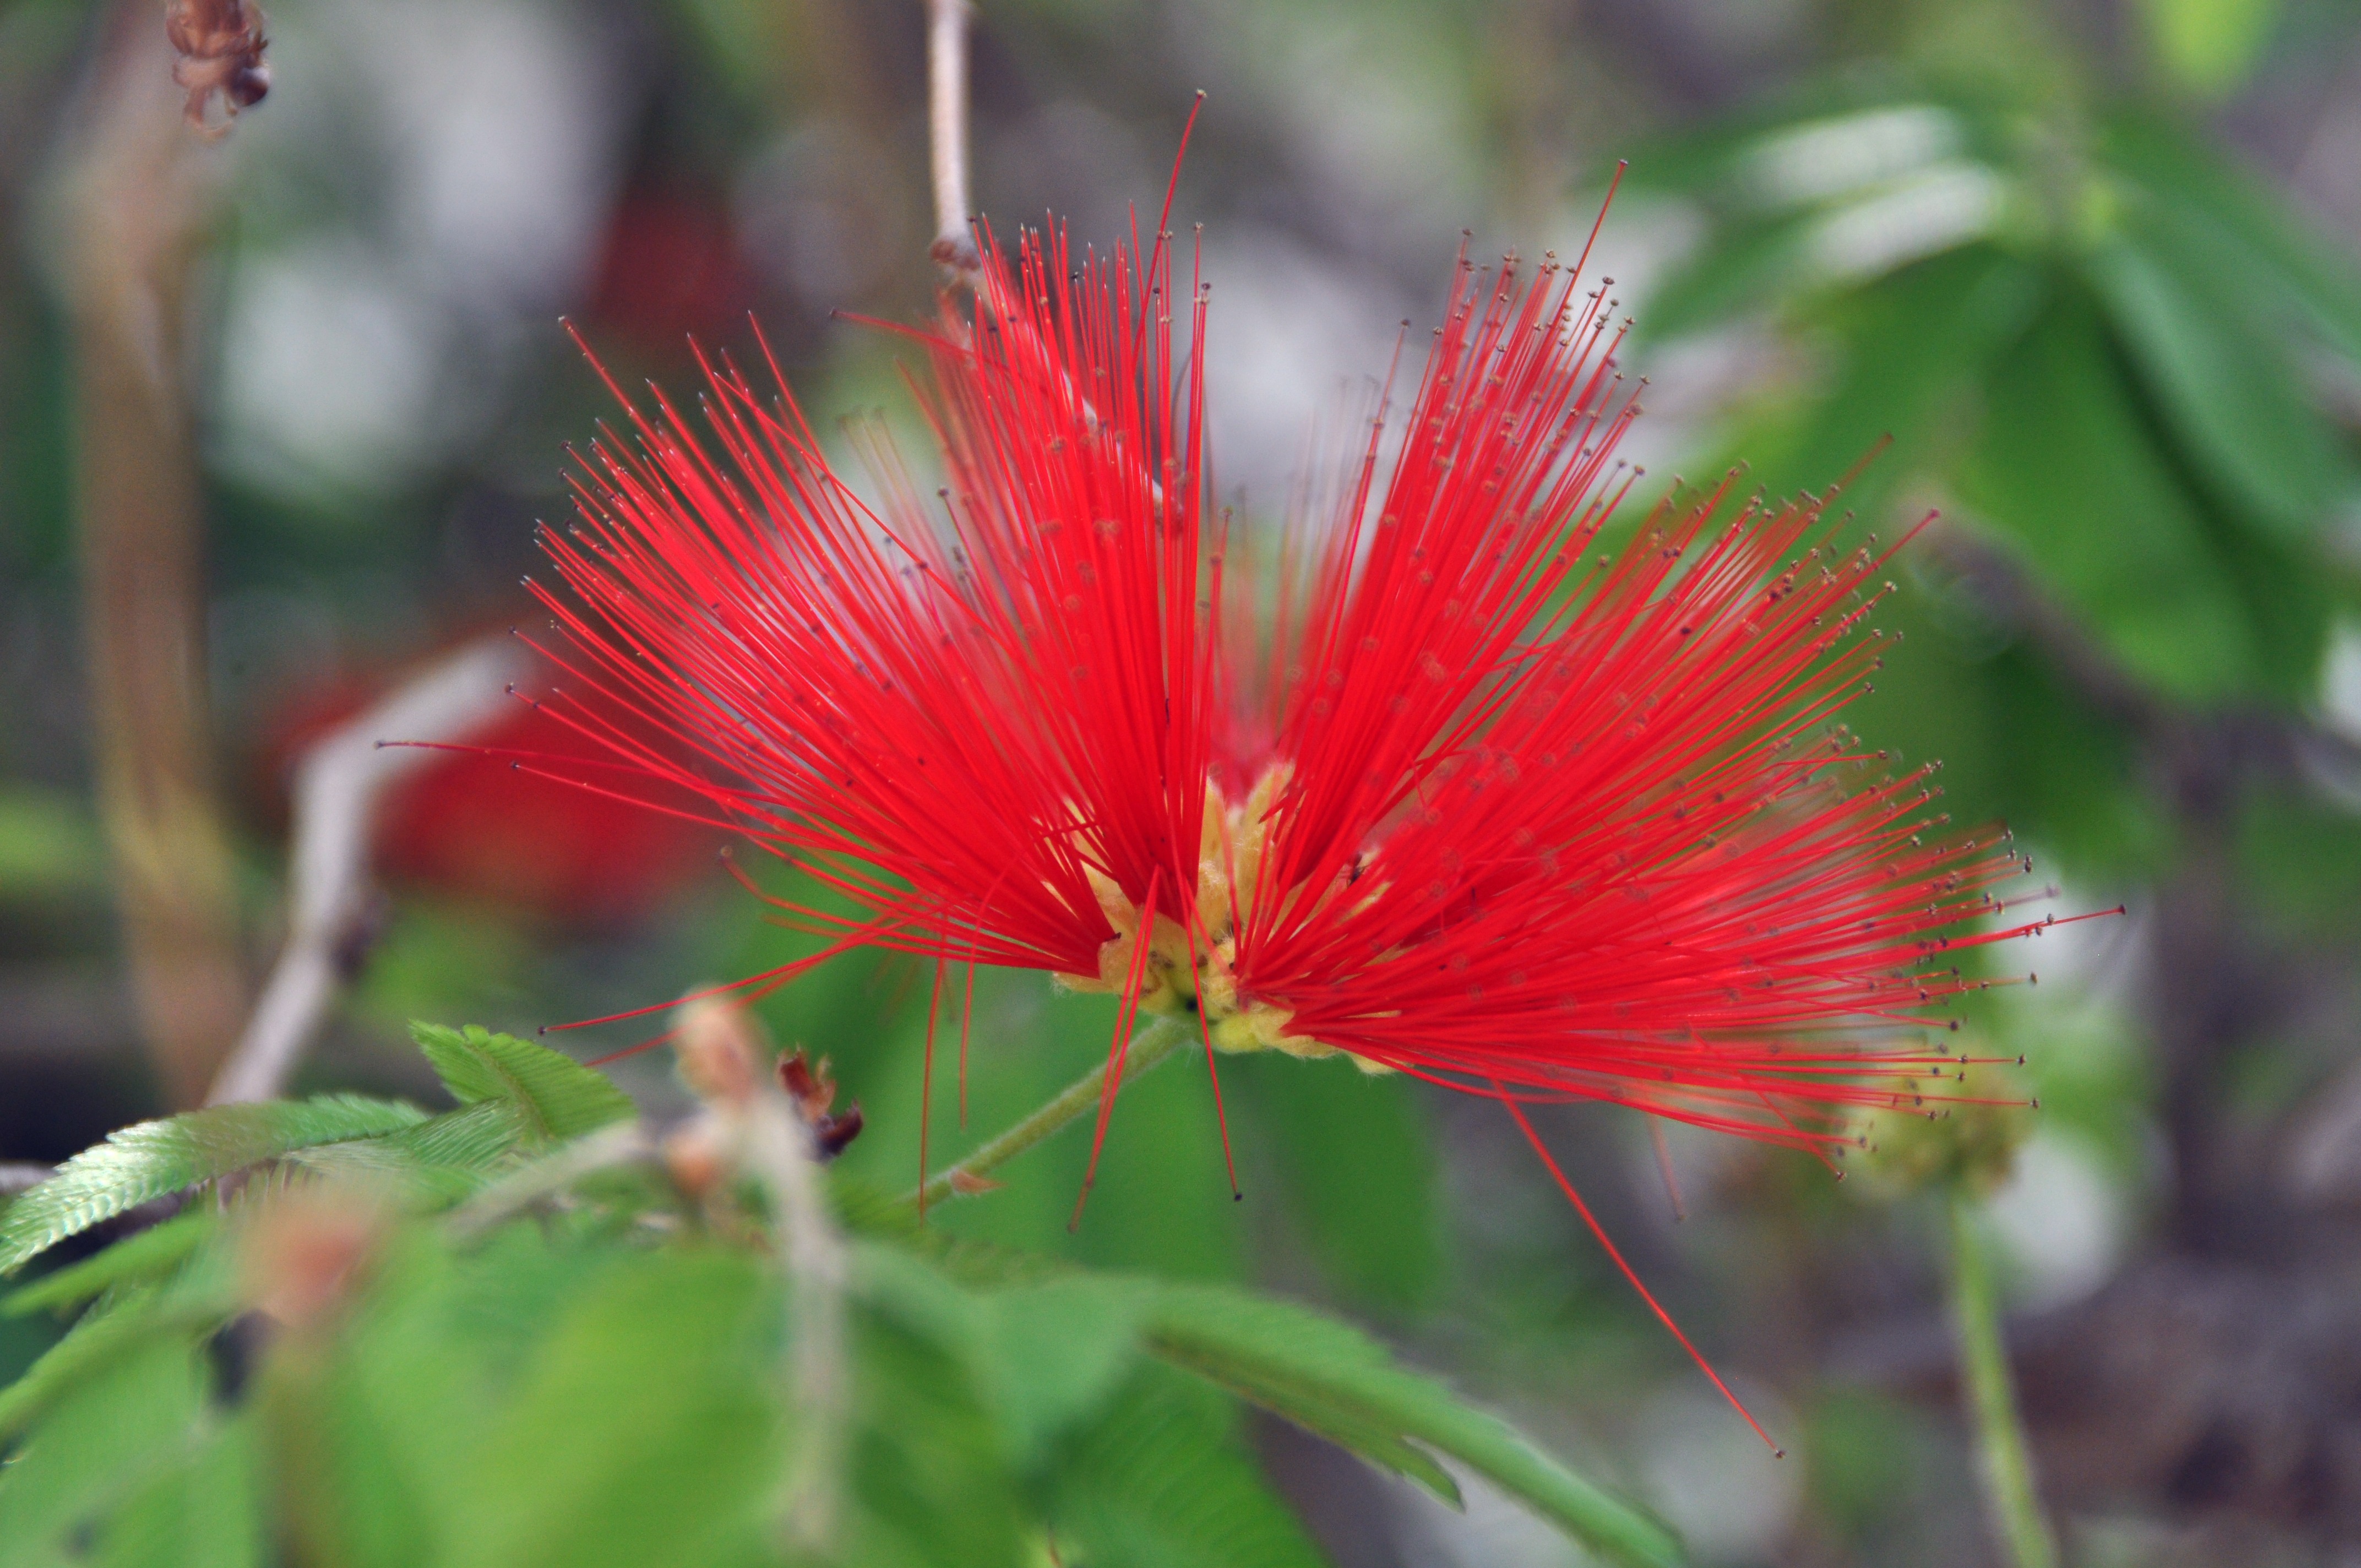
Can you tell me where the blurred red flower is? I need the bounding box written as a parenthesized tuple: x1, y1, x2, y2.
(263, 651, 720, 927)
(584, 184, 754, 351)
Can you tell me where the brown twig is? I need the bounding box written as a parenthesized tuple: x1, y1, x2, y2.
(207, 637, 529, 1106)
(926, 0, 980, 279)
(66, 5, 247, 1109)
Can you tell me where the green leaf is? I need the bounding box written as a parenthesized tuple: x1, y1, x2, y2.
(0, 1334, 206, 1568)
(1955, 287, 2267, 701)
(409, 1023, 636, 1146)
(1144, 1284, 1684, 1568)
(841, 1304, 1030, 1568)
(0, 1289, 162, 1446)
(2102, 111, 2361, 367)
(2, 1210, 218, 1319)
(1051, 1366, 1332, 1568)
(0, 1232, 241, 1449)
(438, 1248, 785, 1568)
(856, 1245, 1147, 1471)
(0, 1096, 425, 1276)
(2135, 0, 2280, 96)
(971, 1278, 1146, 1469)
(1143, 1294, 1460, 1502)
(1636, 211, 1819, 344)
(1721, 244, 2044, 532)
(91, 1415, 263, 1568)
(286, 1100, 552, 1201)
(2084, 230, 2358, 541)
(853, 1224, 1673, 1561)
(1978, 646, 2170, 876)
(1233, 1054, 1442, 1312)
(1615, 81, 1961, 201)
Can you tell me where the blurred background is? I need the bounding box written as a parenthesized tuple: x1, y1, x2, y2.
(6, 0, 2361, 1562)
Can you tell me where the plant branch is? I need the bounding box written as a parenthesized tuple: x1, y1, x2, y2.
(1949, 1191, 2060, 1568)
(672, 1000, 847, 1553)
(66, 4, 247, 1108)
(926, 0, 979, 277)
(900, 1013, 1191, 1213)
(445, 1121, 655, 1242)
(208, 636, 529, 1106)
(748, 1086, 846, 1551)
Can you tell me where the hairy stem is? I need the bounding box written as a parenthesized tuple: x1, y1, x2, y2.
(901, 1014, 1191, 1213)
(1949, 1192, 2060, 1568)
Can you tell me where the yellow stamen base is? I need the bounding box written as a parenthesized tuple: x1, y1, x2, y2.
(1052, 767, 1393, 1076)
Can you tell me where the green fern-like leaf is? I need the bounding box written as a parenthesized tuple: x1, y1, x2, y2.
(841, 1212, 1682, 1567)
(1051, 1366, 1332, 1568)
(0, 1331, 210, 1558)
(285, 1101, 555, 1202)
(2, 1210, 219, 1319)
(409, 1025, 635, 1147)
(1145, 1284, 1684, 1568)
(89, 1412, 263, 1568)
(0, 1096, 426, 1276)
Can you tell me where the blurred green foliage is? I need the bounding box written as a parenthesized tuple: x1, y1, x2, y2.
(1630, 72, 2361, 876)
(0, 1027, 1680, 1568)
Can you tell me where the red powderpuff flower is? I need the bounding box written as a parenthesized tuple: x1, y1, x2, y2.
(524, 197, 2088, 1445)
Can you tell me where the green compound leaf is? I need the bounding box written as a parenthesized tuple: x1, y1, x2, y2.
(1145, 1283, 1684, 1568)
(0, 1096, 427, 1276)
(2, 1210, 219, 1319)
(839, 1213, 1676, 1565)
(1235, 1055, 1442, 1314)
(0, 1238, 241, 1447)
(435, 1249, 784, 1568)
(0, 1332, 209, 1567)
(1956, 287, 2270, 702)
(2103, 111, 2361, 367)
(856, 1245, 1150, 1471)
(1050, 1366, 1331, 1568)
(2084, 228, 2360, 543)
(845, 1219, 1682, 1568)
(89, 1413, 263, 1568)
(409, 1024, 635, 1147)
(1721, 243, 2045, 533)
(285, 1101, 575, 1202)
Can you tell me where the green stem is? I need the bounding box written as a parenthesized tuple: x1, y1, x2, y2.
(1948, 1191, 2060, 1568)
(900, 1014, 1192, 1213)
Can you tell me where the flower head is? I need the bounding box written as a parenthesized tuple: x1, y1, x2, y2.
(524, 204, 2081, 1444)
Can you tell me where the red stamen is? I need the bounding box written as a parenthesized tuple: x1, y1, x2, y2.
(1502, 1091, 1782, 1456)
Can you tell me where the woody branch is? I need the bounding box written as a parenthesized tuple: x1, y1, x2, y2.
(208, 638, 528, 1106)
(927, 0, 979, 277)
